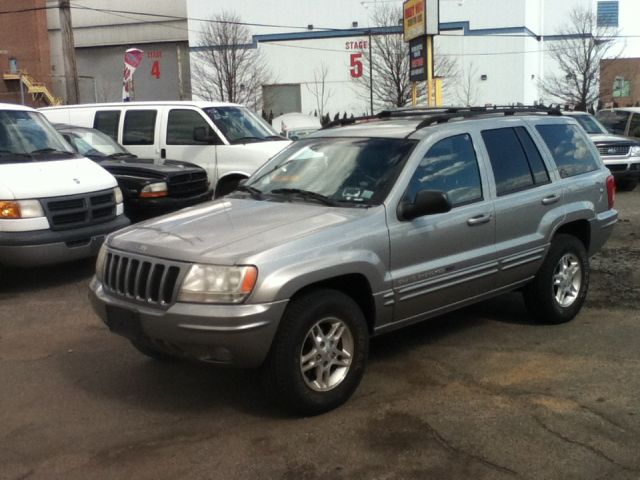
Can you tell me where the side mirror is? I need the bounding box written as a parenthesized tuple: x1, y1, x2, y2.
(398, 190, 452, 221)
(193, 126, 217, 144)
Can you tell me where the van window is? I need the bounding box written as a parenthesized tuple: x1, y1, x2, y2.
(93, 111, 120, 141)
(536, 124, 599, 178)
(167, 109, 215, 145)
(482, 127, 549, 196)
(405, 134, 482, 207)
(123, 110, 157, 145)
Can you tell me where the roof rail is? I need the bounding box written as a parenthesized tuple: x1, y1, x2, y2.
(321, 105, 563, 130)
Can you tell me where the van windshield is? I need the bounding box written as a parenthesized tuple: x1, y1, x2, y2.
(0, 110, 75, 163)
(203, 106, 282, 144)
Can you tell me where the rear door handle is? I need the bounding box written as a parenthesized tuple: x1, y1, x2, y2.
(467, 214, 492, 226)
(541, 194, 560, 205)
(160, 148, 167, 159)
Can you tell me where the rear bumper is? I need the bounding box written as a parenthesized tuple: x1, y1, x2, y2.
(0, 215, 130, 267)
(89, 277, 288, 368)
(589, 209, 618, 256)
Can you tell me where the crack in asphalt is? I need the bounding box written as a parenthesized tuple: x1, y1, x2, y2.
(532, 416, 640, 474)
(419, 417, 521, 478)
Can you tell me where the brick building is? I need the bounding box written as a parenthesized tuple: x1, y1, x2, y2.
(600, 58, 640, 108)
(0, 0, 54, 107)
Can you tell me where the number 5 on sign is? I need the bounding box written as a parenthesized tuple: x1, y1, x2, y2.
(350, 53, 363, 78)
(151, 61, 161, 79)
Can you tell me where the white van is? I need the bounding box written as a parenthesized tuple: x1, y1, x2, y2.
(0, 103, 129, 267)
(40, 101, 291, 197)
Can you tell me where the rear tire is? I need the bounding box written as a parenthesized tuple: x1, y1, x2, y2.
(262, 289, 369, 416)
(523, 234, 589, 324)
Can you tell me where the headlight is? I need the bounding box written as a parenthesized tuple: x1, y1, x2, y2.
(95, 244, 107, 281)
(0, 199, 44, 219)
(177, 264, 258, 304)
(114, 187, 123, 204)
(140, 182, 168, 198)
(630, 146, 640, 157)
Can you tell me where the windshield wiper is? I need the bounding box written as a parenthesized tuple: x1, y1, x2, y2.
(265, 135, 288, 141)
(269, 188, 337, 206)
(108, 152, 137, 159)
(235, 184, 264, 199)
(30, 148, 73, 155)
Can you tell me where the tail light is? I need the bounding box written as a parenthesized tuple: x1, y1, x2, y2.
(606, 175, 616, 209)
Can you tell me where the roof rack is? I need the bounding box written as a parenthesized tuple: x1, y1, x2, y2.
(321, 105, 563, 131)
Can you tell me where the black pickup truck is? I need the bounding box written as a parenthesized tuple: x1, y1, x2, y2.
(55, 125, 213, 219)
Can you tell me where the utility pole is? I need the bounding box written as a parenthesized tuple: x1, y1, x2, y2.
(58, 0, 79, 104)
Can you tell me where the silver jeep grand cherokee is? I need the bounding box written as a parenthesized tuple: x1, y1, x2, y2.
(89, 107, 618, 415)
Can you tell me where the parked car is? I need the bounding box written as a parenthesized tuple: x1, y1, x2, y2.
(55, 124, 213, 219)
(40, 101, 290, 197)
(0, 103, 129, 267)
(595, 107, 640, 138)
(272, 113, 322, 140)
(565, 111, 640, 191)
(89, 106, 617, 415)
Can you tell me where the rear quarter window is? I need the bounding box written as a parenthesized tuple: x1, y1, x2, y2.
(535, 124, 599, 178)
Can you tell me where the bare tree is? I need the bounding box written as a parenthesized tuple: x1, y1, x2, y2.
(191, 12, 270, 105)
(306, 63, 333, 119)
(541, 5, 622, 111)
(359, 5, 459, 111)
(455, 62, 480, 106)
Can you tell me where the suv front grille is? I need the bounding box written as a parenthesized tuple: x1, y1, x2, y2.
(44, 189, 116, 231)
(168, 171, 209, 198)
(103, 251, 182, 306)
(597, 144, 632, 156)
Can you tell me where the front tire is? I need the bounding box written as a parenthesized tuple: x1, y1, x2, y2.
(523, 234, 589, 324)
(263, 289, 369, 416)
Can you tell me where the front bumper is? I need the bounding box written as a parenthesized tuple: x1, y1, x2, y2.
(89, 277, 288, 368)
(0, 215, 130, 267)
(602, 158, 640, 180)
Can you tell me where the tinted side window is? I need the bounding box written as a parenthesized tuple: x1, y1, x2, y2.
(405, 134, 482, 207)
(167, 109, 215, 145)
(482, 127, 549, 196)
(123, 110, 157, 145)
(93, 111, 120, 141)
(535, 124, 599, 178)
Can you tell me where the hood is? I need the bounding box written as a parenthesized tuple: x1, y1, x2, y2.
(238, 140, 290, 155)
(0, 157, 116, 200)
(108, 197, 367, 264)
(590, 133, 639, 144)
(97, 157, 205, 179)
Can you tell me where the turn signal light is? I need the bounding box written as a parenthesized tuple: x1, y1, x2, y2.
(0, 201, 20, 219)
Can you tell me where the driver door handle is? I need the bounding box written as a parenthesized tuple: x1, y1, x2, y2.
(467, 213, 492, 226)
(541, 194, 560, 205)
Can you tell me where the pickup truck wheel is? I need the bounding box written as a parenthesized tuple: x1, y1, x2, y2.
(523, 234, 589, 324)
(130, 339, 177, 362)
(616, 178, 637, 192)
(263, 289, 369, 415)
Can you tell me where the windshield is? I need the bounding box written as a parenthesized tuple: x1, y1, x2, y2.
(595, 110, 630, 135)
(66, 128, 130, 157)
(0, 110, 74, 162)
(204, 106, 279, 144)
(244, 137, 417, 206)
(572, 114, 608, 135)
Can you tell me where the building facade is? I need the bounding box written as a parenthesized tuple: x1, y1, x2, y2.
(46, 0, 192, 104)
(187, 0, 640, 115)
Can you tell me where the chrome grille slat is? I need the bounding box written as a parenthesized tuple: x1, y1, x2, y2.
(102, 251, 183, 307)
